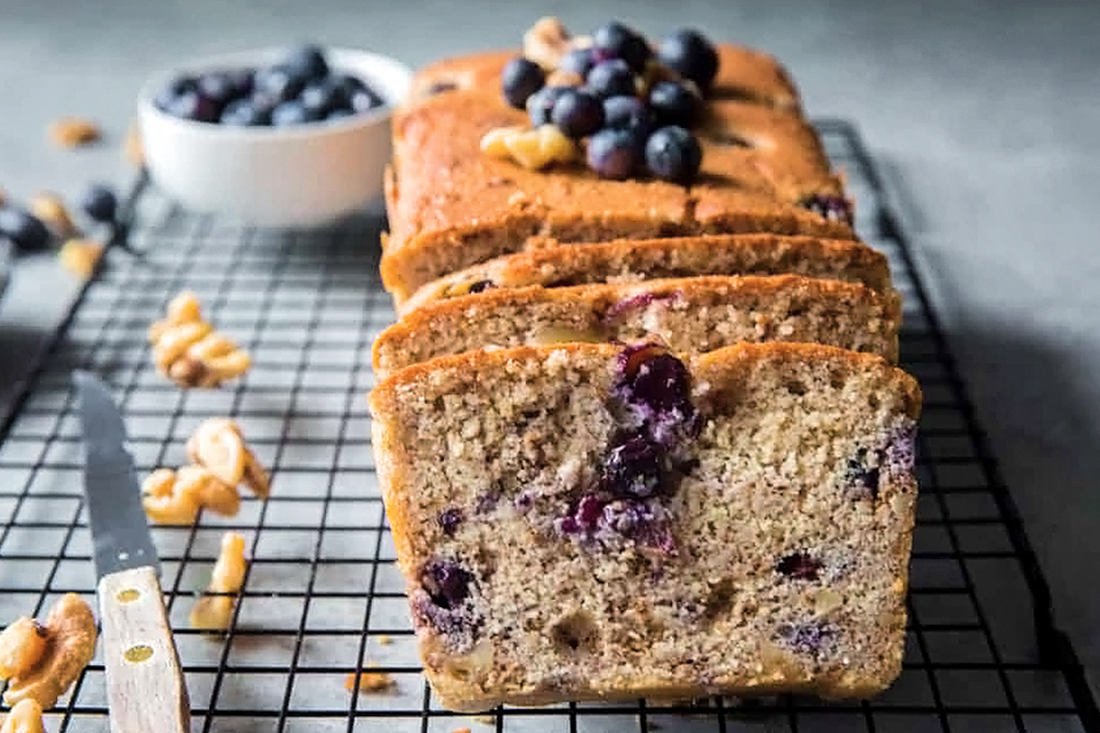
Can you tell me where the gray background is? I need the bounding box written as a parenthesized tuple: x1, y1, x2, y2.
(1, 0, 1097, 695)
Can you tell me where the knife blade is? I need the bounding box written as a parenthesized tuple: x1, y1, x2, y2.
(74, 370, 191, 733)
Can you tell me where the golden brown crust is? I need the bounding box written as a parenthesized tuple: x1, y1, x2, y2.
(382, 52, 853, 304)
(372, 274, 902, 377)
(399, 233, 895, 316)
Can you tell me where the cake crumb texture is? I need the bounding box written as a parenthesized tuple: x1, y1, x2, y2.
(369, 343, 921, 712)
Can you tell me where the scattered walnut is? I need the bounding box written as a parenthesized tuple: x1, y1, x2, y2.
(0, 620, 48, 680)
(141, 465, 241, 525)
(523, 16, 572, 70)
(28, 193, 78, 238)
(48, 118, 101, 148)
(57, 238, 103, 280)
(141, 467, 200, 525)
(0, 594, 97, 709)
(480, 125, 577, 171)
(0, 699, 44, 733)
(190, 532, 247, 632)
(123, 122, 144, 167)
(148, 292, 251, 388)
(344, 663, 393, 693)
(187, 418, 270, 498)
(545, 69, 584, 88)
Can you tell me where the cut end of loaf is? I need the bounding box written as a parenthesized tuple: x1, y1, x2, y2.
(369, 342, 921, 711)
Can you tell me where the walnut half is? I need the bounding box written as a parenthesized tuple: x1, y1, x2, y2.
(0, 594, 97, 709)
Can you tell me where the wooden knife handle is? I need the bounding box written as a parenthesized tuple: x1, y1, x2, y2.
(98, 566, 191, 733)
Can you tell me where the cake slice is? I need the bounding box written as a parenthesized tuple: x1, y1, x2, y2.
(400, 234, 895, 316)
(369, 342, 921, 711)
(381, 86, 853, 304)
(373, 274, 900, 378)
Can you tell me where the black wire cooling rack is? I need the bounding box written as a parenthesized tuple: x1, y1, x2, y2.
(0, 120, 1097, 733)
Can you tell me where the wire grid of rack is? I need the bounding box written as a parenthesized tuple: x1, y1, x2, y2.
(0, 121, 1097, 733)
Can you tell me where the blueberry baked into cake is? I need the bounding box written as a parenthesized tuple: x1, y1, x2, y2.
(368, 17, 922, 711)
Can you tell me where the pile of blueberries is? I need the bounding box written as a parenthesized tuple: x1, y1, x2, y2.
(501, 22, 720, 183)
(0, 185, 118, 253)
(154, 44, 385, 127)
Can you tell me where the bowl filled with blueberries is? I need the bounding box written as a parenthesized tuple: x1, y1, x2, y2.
(139, 44, 412, 227)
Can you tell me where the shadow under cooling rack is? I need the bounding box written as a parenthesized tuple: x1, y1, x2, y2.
(0, 120, 1096, 733)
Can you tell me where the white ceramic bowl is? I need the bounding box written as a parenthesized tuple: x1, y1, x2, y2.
(138, 48, 412, 227)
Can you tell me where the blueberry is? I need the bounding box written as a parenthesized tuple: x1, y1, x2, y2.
(0, 208, 51, 252)
(349, 87, 385, 113)
(421, 559, 473, 610)
(885, 423, 917, 475)
(657, 28, 720, 93)
(438, 508, 464, 536)
(550, 88, 604, 138)
(501, 57, 546, 109)
(165, 90, 220, 123)
(628, 352, 694, 417)
(591, 21, 651, 71)
(615, 343, 700, 444)
(644, 125, 702, 184)
(284, 43, 329, 81)
(80, 184, 118, 224)
(226, 68, 255, 99)
(648, 80, 702, 128)
(602, 431, 666, 498)
(585, 59, 636, 99)
(845, 448, 881, 500)
(219, 99, 269, 126)
(300, 80, 342, 117)
(253, 64, 307, 103)
(466, 279, 495, 294)
(154, 75, 197, 112)
(196, 73, 236, 110)
(602, 95, 653, 136)
(558, 48, 594, 77)
(800, 193, 853, 225)
(777, 552, 822, 581)
(249, 92, 281, 121)
(526, 85, 569, 126)
(586, 127, 642, 180)
(559, 494, 605, 536)
(332, 73, 367, 97)
(777, 620, 838, 658)
(271, 100, 319, 126)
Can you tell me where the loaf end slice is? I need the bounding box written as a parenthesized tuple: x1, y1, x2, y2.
(370, 342, 922, 711)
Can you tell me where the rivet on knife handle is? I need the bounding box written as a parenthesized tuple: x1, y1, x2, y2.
(98, 566, 190, 733)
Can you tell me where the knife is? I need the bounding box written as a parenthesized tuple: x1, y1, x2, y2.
(73, 370, 191, 733)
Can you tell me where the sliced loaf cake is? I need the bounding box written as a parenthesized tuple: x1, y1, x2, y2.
(400, 234, 895, 316)
(373, 274, 900, 379)
(369, 342, 921, 711)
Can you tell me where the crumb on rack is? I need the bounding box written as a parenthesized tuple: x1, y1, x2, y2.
(376, 634, 392, 646)
(124, 122, 144, 167)
(48, 117, 101, 148)
(58, 238, 103, 280)
(344, 664, 394, 693)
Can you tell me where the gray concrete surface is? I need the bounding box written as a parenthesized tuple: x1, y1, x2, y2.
(1, 0, 1098, 697)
